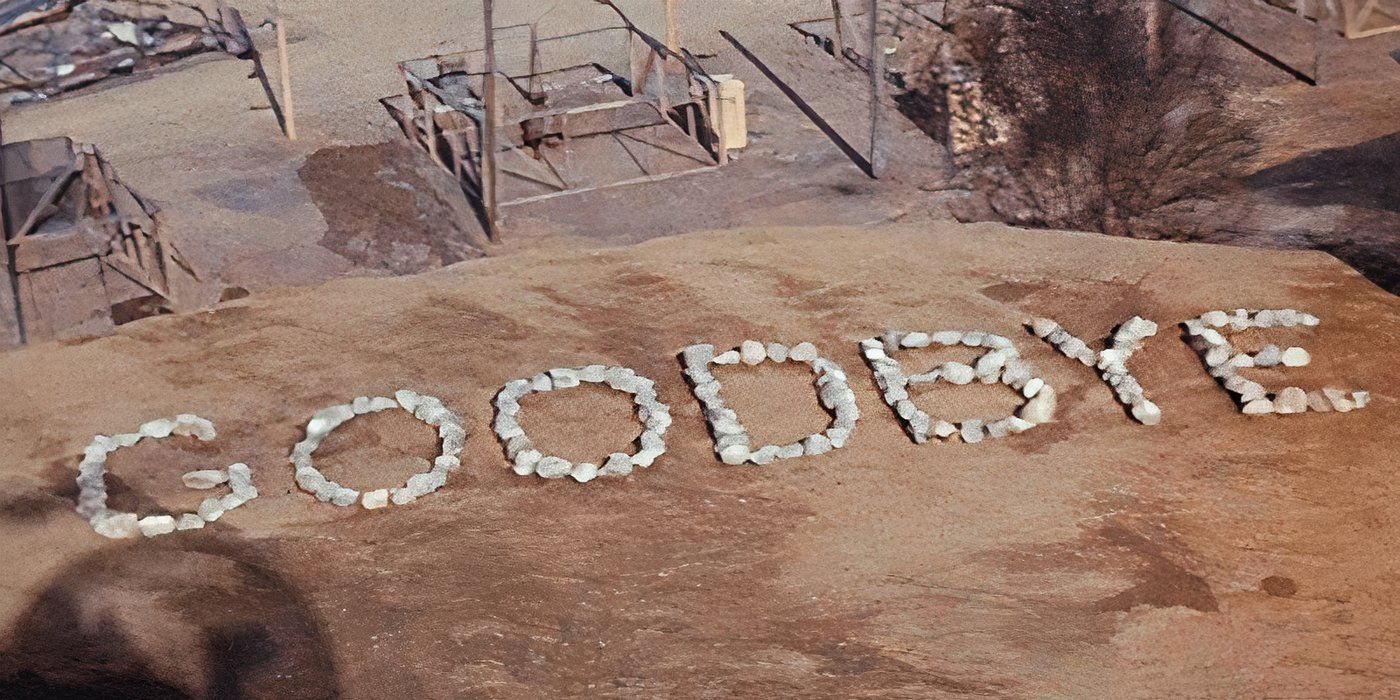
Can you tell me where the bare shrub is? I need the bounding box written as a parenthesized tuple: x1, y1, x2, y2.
(900, 0, 1258, 238)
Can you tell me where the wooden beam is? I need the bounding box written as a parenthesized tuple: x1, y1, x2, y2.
(274, 1, 298, 140)
(868, 0, 887, 178)
(665, 0, 678, 53)
(830, 0, 845, 58)
(0, 115, 25, 345)
(481, 0, 500, 240)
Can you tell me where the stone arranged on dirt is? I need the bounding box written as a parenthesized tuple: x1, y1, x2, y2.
(682, 341, 859, 465)
(1031, 315, 1162, 425)
(1185, 308, 1367, 414)
(290, 390, 465, 507)
(493, 366, 671, 482)
(862, 330, 1051, 443)
(76, 413, 256, 538)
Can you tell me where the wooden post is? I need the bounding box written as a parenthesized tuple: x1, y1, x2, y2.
(274, 1, 298, 140)
(481, 0, 500, 240)
(1145, 0, 1160, 75)
(664, 0, 678, 53)
(0, 114, 22, 345)
(830, 0, 845, 58)
(868, 0, 886, 178)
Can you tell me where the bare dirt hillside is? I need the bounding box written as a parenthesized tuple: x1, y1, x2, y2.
(1, 224, 1396, 696)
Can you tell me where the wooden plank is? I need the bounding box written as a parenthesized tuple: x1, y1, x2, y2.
(275, 1, 299, 140)
(481, 0, 500, 240)
(868, 0, 887, 178)
(17, 258, 114, 343)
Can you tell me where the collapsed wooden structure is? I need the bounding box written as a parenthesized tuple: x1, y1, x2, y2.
(382, 7, 743, 230)
(0, 137, 188, 347)
(0, 0, 252, 105)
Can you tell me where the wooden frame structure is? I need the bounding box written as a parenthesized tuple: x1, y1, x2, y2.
(1341, 0, 1400, 37)
(0, 137, 187, 346)
(382, 10, 734, 231)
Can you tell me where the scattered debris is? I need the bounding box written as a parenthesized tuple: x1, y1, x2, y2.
(0, 0, 252, 105)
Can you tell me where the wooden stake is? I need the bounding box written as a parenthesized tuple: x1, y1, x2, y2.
(274, 1, 298, 140)
(868, 0, 886, 178)
(0, 114, 22, 344)
(664, 0, 678, 53)
(481, 0, 500, 240)
(830, 0, 845, 58)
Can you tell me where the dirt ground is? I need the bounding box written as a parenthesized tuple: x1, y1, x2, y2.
(0, 224, 1397, 697)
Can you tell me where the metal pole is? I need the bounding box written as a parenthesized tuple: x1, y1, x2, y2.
(274, 1, 298, 140)
(481, 0, 500, 240)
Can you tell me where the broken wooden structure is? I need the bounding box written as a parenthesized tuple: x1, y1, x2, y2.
(1341, 0, 1400, 37)
(382, 6, 744, 228)
(791, 1, 944, 75)
(0, 137, 189, 347)
(0, 0, 251, 105)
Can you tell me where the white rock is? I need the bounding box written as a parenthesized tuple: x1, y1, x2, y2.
(901, 332, 931, 348)
(1306, 391, 1332, 413)
(394, 389, 422, 412)
(1200, 310, 1229, 327)
(139, 418, 176, 439)
(713, 350, 741, 365)
(1274, 387, 1307, 414)
(801, 434, 833, 456)
(362, 489, 390, 509)
(719, 443, 750, 464)
(766, 342, 789, 362)
(1131, 399, 1162, 426)
(331, 488, 359, 507)
(960, 420, 985, 444)
(1254, 345, 1282, 367)
(940, 362, 975, 385)
(1352, 391, 1370, 409)
(570, 462, 599, 483)
(92, 512, 140, 539)
(789, 342, 819, 362)
(1020, 385, 1057, 424)
(176, 513, 206, 530)
(1280, 347, 1311, 367)
(548, 368, 580, 388)
(1242, 399, 1274, 415)
(749, 445, 781, 465)
(778, 443, 805, 459)
(740, 340, 767, 365)
(931, 331, 963, 345)
(535, 456, 572, 479)
(1022, 377, 1044, 398)
(138, 515, 177, 537)
(181, 469, 228, 490)
(933, 420, 958, 439)
(1030, 318, 1059, 338)
(197, 497, 225, 521)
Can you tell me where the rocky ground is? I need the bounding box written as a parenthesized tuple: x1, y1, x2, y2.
(0, 224, 1396, 696)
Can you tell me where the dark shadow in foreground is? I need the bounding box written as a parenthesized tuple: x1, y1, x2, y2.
(0, 536, 339, 699)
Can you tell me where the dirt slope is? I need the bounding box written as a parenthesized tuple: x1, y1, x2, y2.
(0, 224, 1397, 696)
